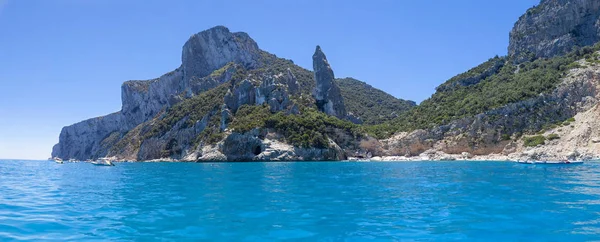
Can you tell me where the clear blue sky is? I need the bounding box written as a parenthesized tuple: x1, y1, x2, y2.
(0, 0, 539, 160)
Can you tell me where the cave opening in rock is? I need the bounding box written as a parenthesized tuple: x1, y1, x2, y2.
(253, 146, 262, 156)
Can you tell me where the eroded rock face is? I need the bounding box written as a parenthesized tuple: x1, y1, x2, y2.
(522, 104, 600, 160)
(51, 112, 126, 160)
(182, 26, 260, 81)
(53, 26, 259, 160)
(312, 46, 347, 119)
(217, 131, 346, 162)
(224, 73, 295, 113)
(224, 79, 256, 112)
(127, 112, 214, 161)
(383, 59, 600, 157)
(220, 105, 232, 131)
(257, 75, 292, 113)
(121, 68, 185, 128)
(285, 68, 299, 95)
(509, 0, 600, 62)
(222, 132, 265, 161)
(188, 63, 238, 96)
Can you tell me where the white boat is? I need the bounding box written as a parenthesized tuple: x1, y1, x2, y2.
(516, 160, 584, 165)
(54, 158, 63, 164)
(91, 158, 115, 166)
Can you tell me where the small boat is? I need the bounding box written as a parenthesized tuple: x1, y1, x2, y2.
(516, 160, 584, 165)
(91, 158, 115, 166)
(54, 158, 63, 164)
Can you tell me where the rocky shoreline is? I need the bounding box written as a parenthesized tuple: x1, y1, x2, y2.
(355, 153, 600, 162)
(102, 150, 600, 163)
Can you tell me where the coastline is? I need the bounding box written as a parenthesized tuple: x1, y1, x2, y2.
(353, 153, 600, 162)
(343, 150, 600, 162)
(94, 152, 600, 163)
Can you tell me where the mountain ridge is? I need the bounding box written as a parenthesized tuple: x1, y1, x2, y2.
(52, 26, 413, 161)
(53, 0, 600, 161)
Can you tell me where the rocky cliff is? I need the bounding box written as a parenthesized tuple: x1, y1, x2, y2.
(52, 112, 125, 160)
(182, 26, 261, 82)
(52, 26, 264, 160)
(509, 0, 600, 62)
(54, 0, 600, 162)
(312, 46, 347, 119)
(52, 26, 407, 161)
(370, 0, 600, 161)
(381, 57, 600, 160)
(122, 26, 260, 128)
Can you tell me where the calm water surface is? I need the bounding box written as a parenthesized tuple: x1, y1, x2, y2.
(1, 160, 599, 241)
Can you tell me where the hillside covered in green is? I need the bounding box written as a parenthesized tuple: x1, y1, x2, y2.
(336, 78, 415, 125)
(367, 44, 600, 138)
(54, 0, 600, 162)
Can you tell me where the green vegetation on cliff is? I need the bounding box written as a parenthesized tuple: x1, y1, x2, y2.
(257, 51, 416, 125)
(108, 36, 600, 161)
(144, 83, 230, 140)
(229, 105, 362, 148)
(265, 109, 363, 148)
(136, 52, 370, 153)
(336, 78, 415, 125)
(367, 44, 600, 138)
(258, 51, 315, 102)
(524, 135, 546, 147)
(229, 105, 272, 133)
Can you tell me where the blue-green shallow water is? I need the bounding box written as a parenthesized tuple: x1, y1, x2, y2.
(1, 160, 600, 241)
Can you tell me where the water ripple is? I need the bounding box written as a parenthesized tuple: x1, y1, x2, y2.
(0, 160, 599, 240)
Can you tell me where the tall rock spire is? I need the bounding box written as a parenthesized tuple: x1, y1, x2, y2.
(312, 45, 347, 119)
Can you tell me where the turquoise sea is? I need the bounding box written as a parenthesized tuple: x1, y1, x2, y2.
(1, 160, 599, 241)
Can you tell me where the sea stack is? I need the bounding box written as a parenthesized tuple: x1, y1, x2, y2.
(312, 46, 347, 119)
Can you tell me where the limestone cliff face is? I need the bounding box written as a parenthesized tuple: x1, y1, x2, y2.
(382, 58, 600, 158)
(312, 46, 347, 119)
(109, 68, 341, 162)
(52, 26, 261, 160)
(223, 70, 298, 114)
(372, 0, 600, 160)
(51, 112, 126, 160)
(220, 132, 346, 161)
(121, 68, 185, 128)
(509, 0, 600, 62)
(521, 103, 600, 161)
(121, 26, 259, 128)
(52, 25, 366, 162)
(182, 26, 261, 82)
